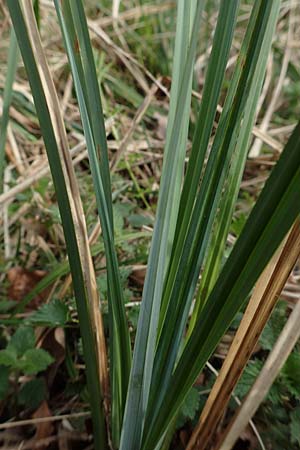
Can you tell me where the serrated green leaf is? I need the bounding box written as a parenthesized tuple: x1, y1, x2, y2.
(113, 205, 125, 235)
(234, 360, 263, 398)
(265, 382, 283, 406)
(8, 327, 35, 357)
(177, 387, 200, 427)
(18, 378, 46, 409)
(0, 348, 17, 366)
(260, 301, 286, 351)
(97, 274, 108, 298)
(17, 348, 54, 375)
(235, 360, 282, 404)
(28, 299, 69, 327)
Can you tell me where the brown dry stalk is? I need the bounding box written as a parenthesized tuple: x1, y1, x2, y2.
(217, 295, 300, 450)
(20, 0, 109, 406)
(0, 412, 90, 430)
(249, 0, 296, 158)
(186, 219, 300, 450)
(89, 18, 283, 154)
(110, 81, 159, 170)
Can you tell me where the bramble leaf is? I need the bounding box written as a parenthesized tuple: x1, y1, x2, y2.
(17, 349, 54, 374)
(8, 326, 35, 357)
(28, 299, 69, 327)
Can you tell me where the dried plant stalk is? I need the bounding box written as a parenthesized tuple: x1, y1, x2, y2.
(217, 296, 300, 450)
(187, 219, 300, 450)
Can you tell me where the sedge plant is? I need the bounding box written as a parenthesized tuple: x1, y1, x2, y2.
(5, 1, 300, 449)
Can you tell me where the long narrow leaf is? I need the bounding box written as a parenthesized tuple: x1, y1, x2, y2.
(0, 29, 18, 192)
(7, 2, 107, 448)
(149, 0, 279, 414)
(158, 0, 241, 333)
(54, 2, 132, 443)
(189, 0, 281, 328)
(164, 0, 196, 263)
(120, 2, 205, 449)
(143, 120, 300, 449)
(65, 0, 113, 223)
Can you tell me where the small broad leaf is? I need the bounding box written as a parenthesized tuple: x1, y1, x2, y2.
(18, 378, 46, 409)
(0, 348, 18, 366)
(235, 359, 281, 404)
(260, 301, 286, 351)
(235, 360, 263, 398)
(28, 299, 69, 327)
(128, 214, 153, 228)
(113, 205, 125, 235)
(17, 348, 54, 375)
(8, 326, 35, 357)
(180, 387, 200, 420)
(177, 387, 200, 427)
(97, 274, 108, 298)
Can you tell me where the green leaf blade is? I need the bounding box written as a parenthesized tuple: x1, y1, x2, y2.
(143, 120, 300, 450)
(120, 2, 206, 448)
(7, 3, 107, 447)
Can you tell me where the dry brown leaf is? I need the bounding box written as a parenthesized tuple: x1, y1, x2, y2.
(153, 112, 168, 141)
(7, 266, 49, 309)
(187, 220, 300, 450)
(39, 328, 66, 388)
(129, 266, 146, 288)
(30, 401, 54, 450)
